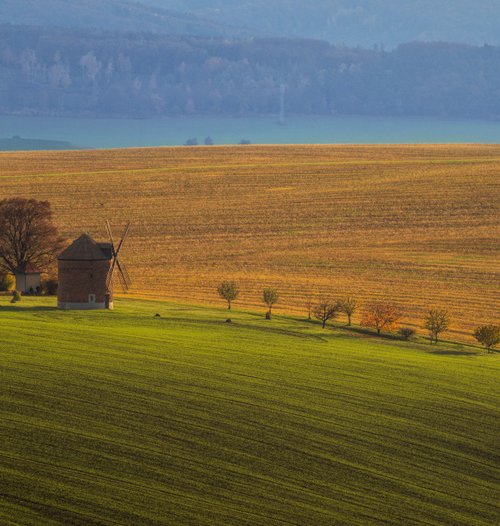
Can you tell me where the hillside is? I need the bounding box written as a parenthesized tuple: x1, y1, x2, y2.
(2, 25, 500, 120)
(138, 0, 500, 48)
(0, 136, 81, 151)
(0, 0, 237, 37)
(0, 0, 500, 49)
(1, 144, 498, 341)
(1, 297, 498, 524)
(3, 0, 497, 48)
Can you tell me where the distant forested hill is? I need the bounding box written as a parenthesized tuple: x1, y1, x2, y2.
(0, 136, 81, 151)
(0, 0, 239, 38)
(2, 1, 498, 48)
(1, 25, 500, 120)
(138, 0, 500, 48)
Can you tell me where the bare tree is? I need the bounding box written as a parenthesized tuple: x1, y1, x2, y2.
(314, 300, 339, 329)
(0, 198, 64, 274)
(305, 295, 314, 320)
(361, 303, 401, 335)
(424, 309, 449, 344)
(339, 296, 359, 326)
(263, 288, 278, 319)
(474, 325, 500, 353)
(217, 280, 239, 310)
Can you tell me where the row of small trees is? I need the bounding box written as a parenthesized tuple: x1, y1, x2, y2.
(217, 281, 500, 352)
(184, 137, 251, 146)
(217, 280, 279, 320)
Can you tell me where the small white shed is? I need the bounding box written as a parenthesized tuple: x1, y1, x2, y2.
(14, 261, 42, 294)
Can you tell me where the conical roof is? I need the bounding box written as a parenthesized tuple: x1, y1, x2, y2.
(58, 234, 112, 261)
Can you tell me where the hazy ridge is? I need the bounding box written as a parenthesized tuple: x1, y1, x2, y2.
(137, 0, 500, 48)
(0, 0, 241, 38)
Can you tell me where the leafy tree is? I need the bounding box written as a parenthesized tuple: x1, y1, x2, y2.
(474, 325, 500, 353)
(263, 288, 278, 319)
(399, 327, 416, 341)
(0, 198, 64, 274)
(361, 303, 401, 335)
(314, 300, 339, 329)
(204, 136, 214, 145)
(217, 280, 239, 310)
(184, 138, 198, 146)
(339, 296, 358, 326)
(424, 309, 449, 344)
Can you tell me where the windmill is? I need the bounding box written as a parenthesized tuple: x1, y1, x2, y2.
(105, 220, 132, 293)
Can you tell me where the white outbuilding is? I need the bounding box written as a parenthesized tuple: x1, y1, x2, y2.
(14, 261, 42, 294)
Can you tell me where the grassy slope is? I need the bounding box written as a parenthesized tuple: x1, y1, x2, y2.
(0, 297, 498, 525)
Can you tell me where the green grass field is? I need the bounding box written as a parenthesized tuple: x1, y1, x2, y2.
(1, 297, 498, 525)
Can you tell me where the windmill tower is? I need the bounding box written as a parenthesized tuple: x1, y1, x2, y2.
(57, 221, 131, 310)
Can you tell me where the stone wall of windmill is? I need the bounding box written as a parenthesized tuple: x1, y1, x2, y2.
(57, 234, 113, 310)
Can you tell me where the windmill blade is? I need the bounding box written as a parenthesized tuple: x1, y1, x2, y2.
(105, 220, 116, 253)
(106, 256, 117, 290)
(118, 260, 132, 288)
(115, 222, 131, 256)
(116, 259, 131, 291)
(116, 265, 127, 291)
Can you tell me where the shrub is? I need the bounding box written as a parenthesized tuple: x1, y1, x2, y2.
(399, 327, 416, 341)
(0, 273, 14, 291)
(42, 278, 58, 295)
(10, 290, 21, 303)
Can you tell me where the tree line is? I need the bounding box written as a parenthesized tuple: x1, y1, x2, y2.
(217, 280, 500, 352)
(2, 25, 500, 120)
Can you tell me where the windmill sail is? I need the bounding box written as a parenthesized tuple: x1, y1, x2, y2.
(116, 259, 131, 290)
(105, 221, 131, 292)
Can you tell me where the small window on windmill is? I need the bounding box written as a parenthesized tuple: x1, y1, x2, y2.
(89, 294, 96, 303)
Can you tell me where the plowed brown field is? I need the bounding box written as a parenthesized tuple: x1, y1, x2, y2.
(1, 144, 499, 340)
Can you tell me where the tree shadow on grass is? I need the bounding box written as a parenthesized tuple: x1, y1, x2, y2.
(428, 349, 478, 356)
(337, 324, 402, 341)
(0, 305, 58, 313)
